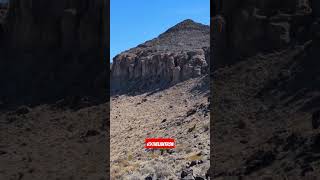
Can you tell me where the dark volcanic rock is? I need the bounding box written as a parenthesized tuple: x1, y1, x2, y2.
(194, 176, 205, 180)
(212, 0, 313, 68)
(111, 19, 209, 93)
(0, 0, 107, 106)
(144, 174, 153, 180)
(212, 0, 320, 178)
(181, 169, 194, 179)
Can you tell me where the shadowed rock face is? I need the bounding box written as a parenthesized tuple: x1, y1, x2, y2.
(211, 0, 320, 178)
(111, 19, 210, 93)
(212, 0, 317, 68)
(2, 0, 104, 51)
(0, 0, 107, 107)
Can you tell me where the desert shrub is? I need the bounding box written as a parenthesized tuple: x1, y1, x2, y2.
(154, 163, 172, 178)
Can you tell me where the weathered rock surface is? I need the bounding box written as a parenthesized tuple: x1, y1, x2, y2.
(212, 0, 315, 68)
(0, 1, 109, 179)
(212, 0, 320, 179)
(0, 0, 107, 107)
(111, 19, 210, 93)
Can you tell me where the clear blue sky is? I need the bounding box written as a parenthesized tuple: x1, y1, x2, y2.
(110, 0, 210, 61)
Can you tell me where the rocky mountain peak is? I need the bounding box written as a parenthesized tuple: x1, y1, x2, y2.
(162, 19, 209, 34)
(121, 19, 209, 53)
(111, 19, 210, 94)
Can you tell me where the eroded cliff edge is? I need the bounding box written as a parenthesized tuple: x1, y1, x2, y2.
(110, 19, 210, 94)
(212, 0, 320, 68)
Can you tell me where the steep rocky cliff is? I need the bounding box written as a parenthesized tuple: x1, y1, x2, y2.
(0, 0, 107, 107)
(211, 0, 320, 178)
(0, 1, 109, 179)
(212, 0, 319, 68)
(111, 19, 210, 94)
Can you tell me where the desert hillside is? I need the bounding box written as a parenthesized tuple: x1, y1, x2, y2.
(0, 100, 109, 179)
(111, 77, 210, 179)
(212, 0, 320, 179)
(110, 20, 210, 179)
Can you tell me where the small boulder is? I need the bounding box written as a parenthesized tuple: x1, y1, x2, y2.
(15, 106, 30, 115)
(181, 169, 194, 179)
(144, 174, 153, 180)
(188, 160, 197, 167)
(187, 108, 197, 117)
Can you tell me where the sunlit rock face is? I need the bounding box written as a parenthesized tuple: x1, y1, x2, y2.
(111, 19, 210, 93)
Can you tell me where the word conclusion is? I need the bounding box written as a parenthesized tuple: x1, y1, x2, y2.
(145, 138, 175, 149)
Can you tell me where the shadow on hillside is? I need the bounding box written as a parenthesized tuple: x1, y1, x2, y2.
(190, 75, 210, 95)
(110, 75, 209, 97)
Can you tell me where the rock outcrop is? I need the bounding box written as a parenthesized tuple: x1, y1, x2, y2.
(111, 19, 210, 93)
(0, 0, 107, 107)
(212, 0, 316, 68)
(211, 0, 320, 178)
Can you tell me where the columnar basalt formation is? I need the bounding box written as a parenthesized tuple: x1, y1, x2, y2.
(111, 19, 210, 92)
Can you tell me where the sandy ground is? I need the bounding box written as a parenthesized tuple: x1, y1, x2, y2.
(110, 77, 210, 179)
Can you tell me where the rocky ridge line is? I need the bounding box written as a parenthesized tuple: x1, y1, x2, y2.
(111, 19, 210, 93)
